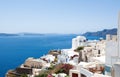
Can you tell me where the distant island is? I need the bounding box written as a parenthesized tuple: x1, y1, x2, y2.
(0, 28, 117, 38)
(0, 33, 18, 36)
(82, 28, 117, 38)
(0, 33, 44, 37)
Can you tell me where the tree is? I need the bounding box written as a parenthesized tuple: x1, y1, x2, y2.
(75, 46, 84, 63)
(21, 74, 28, 77)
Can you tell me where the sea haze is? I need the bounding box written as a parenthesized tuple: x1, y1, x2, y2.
(0, 34, 100, 77)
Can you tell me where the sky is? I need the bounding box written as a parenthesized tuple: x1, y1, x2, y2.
(0, 0, 120, 34)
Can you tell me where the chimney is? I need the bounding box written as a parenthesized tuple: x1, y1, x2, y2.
(106, 34, 111, 41)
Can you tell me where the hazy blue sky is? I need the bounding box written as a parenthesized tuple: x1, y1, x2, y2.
(0, 0, 119, 34)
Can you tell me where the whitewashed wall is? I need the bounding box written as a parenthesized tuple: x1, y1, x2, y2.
(106, 40, 118, 65)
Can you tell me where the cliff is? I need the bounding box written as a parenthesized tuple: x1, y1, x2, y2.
(82, 28, 117, 38)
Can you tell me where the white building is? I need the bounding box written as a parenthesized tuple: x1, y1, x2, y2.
(72, 36, 87, 49)
(57, 49, 79, 64)
(105, 35, 118, 65)
(105, 30, 118, 76)
(40, 54, 55, 63)
(105, 12, 120, 77)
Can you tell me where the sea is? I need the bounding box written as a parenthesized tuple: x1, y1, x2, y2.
(0, 34, 100, 77)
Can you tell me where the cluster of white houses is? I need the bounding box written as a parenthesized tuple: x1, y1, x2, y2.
(6, 13, 120, 77)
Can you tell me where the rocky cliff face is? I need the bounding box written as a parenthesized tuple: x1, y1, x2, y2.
(82, 28, 117, 38)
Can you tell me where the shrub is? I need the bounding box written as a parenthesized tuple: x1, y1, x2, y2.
(55, 64, 73, 75)
(35, 73, 48, 77)
(21, 74, 28, 77)
(61, 64, 73, 75)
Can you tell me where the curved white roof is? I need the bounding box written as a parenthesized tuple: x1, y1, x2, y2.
(76, 36, 86, 41)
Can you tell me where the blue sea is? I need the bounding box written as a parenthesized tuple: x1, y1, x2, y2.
(0, 35, 100, 77)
